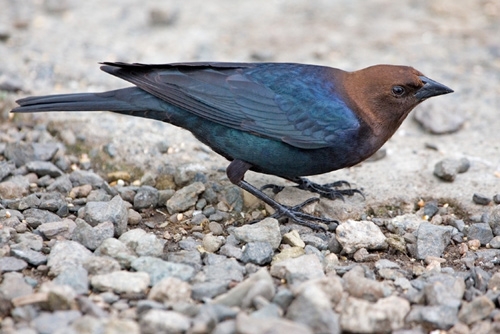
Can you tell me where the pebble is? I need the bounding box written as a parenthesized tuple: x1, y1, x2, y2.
(270, 254, 324, 288)
(458, 295, 495, 325)
(36, 218, 76, 240)
(301, 234, 328, 250)
(344, 265, 390, 302)
(191, 281, 229, 301)
(119, 228, 164, 257)
(415, 223, 454, 260)
(23, 208, 61, 228)
(341, 296, 410, 333)
(94, 238, 138, 268)
(131, 256, 196, 285)
(166, 181, 205, 213)
(272, 246, 305, 264)
(494, 195, 500, 204)
(32, 310, 82, 334)
(433, 158, 470, 182)
(489, 236, 500, 249)
(202, 233, 225, 253)
(490, 205, 500, 236)
(241, 241, 274, 265)
(10, 246, 47, 266)
(467, 223, 493, 246)
(69, 170, 104, 187)
(46, 240, 92, 276)
(91, 271, 150, 294)
(25, 161, 63, 177)
(203, 258, 246, 283)
(127, 208, 142, 225)
(233, 218, 281, 250)
(140, 309, 191, 334)
(423, 273, 465, 309)
(406, 305, 459, 330)
(72, 219, 114, 250)
(0, 178, 29, 199)
(335, 220, 388, 254)
(134, 186, 159, 209)
(0, 272, 33, 300)
(149, 277, 192, 304)
(236, 312, 312, 334)
(282, 230, 305, 248)
(473, 193, 491, 206)
(81, 195, 128, 236)
(83, 255, 121, 275)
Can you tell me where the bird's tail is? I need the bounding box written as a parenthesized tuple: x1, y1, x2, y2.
(11, 87, 150, 114)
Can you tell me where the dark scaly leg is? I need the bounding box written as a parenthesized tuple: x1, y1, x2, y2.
(261, 176, 364, 200)
(227, 160, 337, 231)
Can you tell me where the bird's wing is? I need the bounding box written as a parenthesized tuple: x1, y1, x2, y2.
(100, 62, 360, 149)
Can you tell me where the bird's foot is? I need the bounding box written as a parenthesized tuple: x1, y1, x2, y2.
(292, 177, 364, 201)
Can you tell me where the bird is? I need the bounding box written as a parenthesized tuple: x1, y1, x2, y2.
(12, 61, 453, 230)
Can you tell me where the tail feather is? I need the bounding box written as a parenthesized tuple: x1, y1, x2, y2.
(12, 87, 145, 113)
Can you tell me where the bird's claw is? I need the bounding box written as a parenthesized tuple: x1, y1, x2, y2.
(293, 177, 365, 201)
(250, 196, 338, 231)
(260, 183, 285, 194)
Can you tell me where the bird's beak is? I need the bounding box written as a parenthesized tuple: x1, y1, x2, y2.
(414, 76, 454, 101)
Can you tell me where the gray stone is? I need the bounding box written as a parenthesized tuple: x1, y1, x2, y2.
(83, 255, 121, 275)
(38, 192, 67, 214)
(47, 174, 73, 195)
(10, 247, 47, 266)
(91, 271, 150, 294)
(406, 305, 459, 330)
(53, 266, 89, 294)
(433, 158, 464, 182)
(233, 218, 281, 250)
(119, 228, 165, 257)
(208, 221, 224, 235)
(131, 256, 196, 285)
(167, 181, 205, 213)
(287, 283, 340, 334)
(0, 272, 33, 300)
(0, 176, 29, 199)
(47, 240, 92, 276)
(202, 233, 225, 253)
(203, 258, 246, 283)
(166, 250, 203, 271)
(191, 281, 229, 300)
(213, 269, 274, 308)
(423, 273, 465, 309)
(458, 295, 495, 325)
(72, 219, 114, 250)
(212, 320, 236, 334)
(219, 244, 243, 260)
(473, 193, 491, 205)
(241, 241, 274, 265)
(17, 194, 41, 210)
(236, 312, 312, 334)
(14, 232, 44, 251)
(127, 209, 142, 225)
(4, 142, 58, 167)
(489, 205, 500, 236)
(301, 234, 328, 250)
(490, 236, 500, 248)
(39, 282, 77, 311)
(24, 208, 61, 228)
(415, 223, 454, 260)
(0, 256, 28, 272)
(36, 219, 76, 240)
(341, 296, 410, 333)
(251, 303, 282, 319)
(270, 254, 324, 288)
(69, 170, 104, 187)
(32, 310, 82, 334)
(81, 195, 128, 236)
(134, 186, 159, 209)
(140, 309, 191, 334)
(467, 223, 493, 246)
(25, 161, 63, 177)
(86, 189, 111, 202)
(149, 277, 192, 303)
(94, 238, 137, 268)
(343, 265, 390, 302)
(0, 160, 15, 182)
(336, 220, 387, 254)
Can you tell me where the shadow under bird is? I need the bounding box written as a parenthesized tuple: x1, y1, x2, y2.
(12, 62, 453, 230)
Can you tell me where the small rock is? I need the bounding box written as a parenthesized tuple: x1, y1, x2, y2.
(336, 220, 387, 254)
(406, 305, 458, 330)
(490, 236, 500, 248)
(149, 277, 192, 303)
(270, 254, 324, 288)
(167, 181, 205, 213)
(191, 281, 229, 301)
(119, 229, 164, 257)
(134, 186, 159, 209)
(94, 238, 137, 269)
(415, 223, 454, 260)
(467, 223, 493, 246)
(72, 219, 114, 250)
(272, 246, 305, 264)
(81, 195, 128, 236)
(433, 158, 469, 182)
(473, 193, 491, 206)
(203, 258, 245, 283)
(91, 270, 150, 294)
(36, 219, 76, 240)
(236, 312, 312, 334)
(25, 161, 63, 177)
(69, 184, 92, 199)
(458, 295, 495, 325)
(344, 265, 390, 302)
(0, 272, 33, 300)
(70, 170, 104, 187)
(140, 309, 191, 334)
(131, 256, 195, 285)
(127, 209, 142, 225)
(341, 296, 410, 333)
(241, 241, 274, 265)
(39, 282, 77, 311)
(0, 177, 29, 199)
(423, 273, 465, 309)
(83, 255, 121, 275)
(32, 310, 82, 334)
(233, 218, 281, 250)
(493, 195, 500, 204)
(208, 221, 224, 235)
(0, 161, 15, 182)
(24, 208, 61, 228)
(46, 241, 92, 276)
(10, 247, 47, 266)
(490, 206, 500, 236)
(282, 230, 305, 248)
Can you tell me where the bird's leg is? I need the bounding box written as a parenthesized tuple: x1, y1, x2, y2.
(288, 176, 364, 201)
(227, 160, 337, 231)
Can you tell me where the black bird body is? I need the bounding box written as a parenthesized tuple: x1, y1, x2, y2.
(13, 62, 453, 229)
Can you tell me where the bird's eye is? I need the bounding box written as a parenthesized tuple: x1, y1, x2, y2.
(391, 86, 405, 97)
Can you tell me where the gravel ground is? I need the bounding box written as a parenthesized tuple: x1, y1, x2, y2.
(1, 1, 500, 333)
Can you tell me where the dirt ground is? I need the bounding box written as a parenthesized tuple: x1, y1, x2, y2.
(1, 0, 500, 219)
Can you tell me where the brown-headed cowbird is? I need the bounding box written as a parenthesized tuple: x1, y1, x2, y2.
(12, 62, 453, 230)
